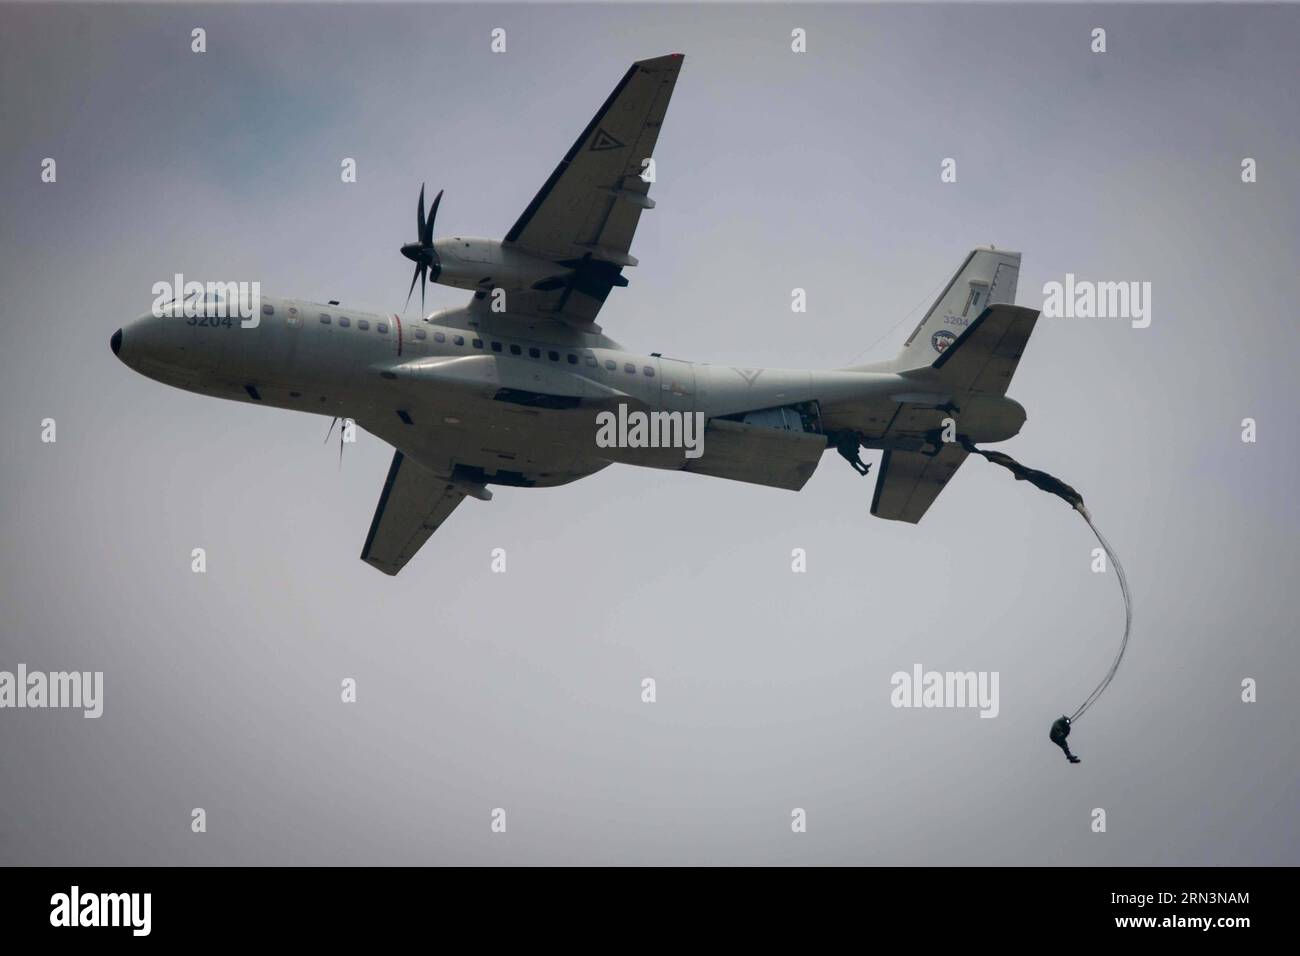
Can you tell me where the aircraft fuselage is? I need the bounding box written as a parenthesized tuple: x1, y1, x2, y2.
(113, 293, 1027, 489)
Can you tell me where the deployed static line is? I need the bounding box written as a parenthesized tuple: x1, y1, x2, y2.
(958, 439, 1133, 765)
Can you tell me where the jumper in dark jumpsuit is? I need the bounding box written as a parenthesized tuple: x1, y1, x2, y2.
(1050, 715, 1081, 763)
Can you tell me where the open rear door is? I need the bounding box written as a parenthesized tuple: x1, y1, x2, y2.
(681, 418, 827, 491)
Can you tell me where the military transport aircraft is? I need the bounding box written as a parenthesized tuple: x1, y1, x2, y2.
(112, 54, 1039, 575)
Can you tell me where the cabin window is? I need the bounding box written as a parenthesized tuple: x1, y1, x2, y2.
(357, 319, 370, 331)
(529, 347, 540, 358)
(643, 366, 655, 377)
(338, 317, 351, 328)
(376, 322, 388, 334)
(604, 360, 616, 371)
(453, 335, 465, 346)
(261, 303, 274, 316)
(434, 332, 446, 343)
(287, 312, 303, 329)
(624, 363, 636, 374)
(414, 328, 426, 340)
(319, 313, 331, 324)
(585, 356, 597, 367)
(567, 354, 578, 365)
(547, 350, 559, 362)
(491, 341, 502, 352)
(510, 344, 522, 355)
(473, 338, 484, 349)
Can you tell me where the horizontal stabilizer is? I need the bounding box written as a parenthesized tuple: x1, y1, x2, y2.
(870, 443, 969, 523)
(930, 304, 1039, 396)
(361, 452, 468, 575)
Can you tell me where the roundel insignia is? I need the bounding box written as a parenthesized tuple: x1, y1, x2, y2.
(931, 329, 957, 354)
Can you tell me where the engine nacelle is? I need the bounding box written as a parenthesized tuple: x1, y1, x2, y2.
(430, 237, 568, 293)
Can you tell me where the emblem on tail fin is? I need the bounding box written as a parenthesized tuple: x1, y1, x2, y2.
(931, 329, 957, 353)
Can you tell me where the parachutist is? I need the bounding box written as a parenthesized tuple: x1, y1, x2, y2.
(965, 441, 1131, 757)
(1049, 715, 1081, 764)
(835, 434, 871, 476)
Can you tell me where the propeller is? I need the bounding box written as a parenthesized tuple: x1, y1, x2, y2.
(400, 184, 443, 314)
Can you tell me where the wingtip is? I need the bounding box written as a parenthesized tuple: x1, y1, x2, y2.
(639, 52, 686, 67)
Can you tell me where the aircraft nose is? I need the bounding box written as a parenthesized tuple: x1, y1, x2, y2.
(110, 328, 123, 356)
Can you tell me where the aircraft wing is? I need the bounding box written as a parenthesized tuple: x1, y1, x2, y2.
(490, 53, 683, 329)
(361, 451, 467, 575)
(870, 443, 969, 523)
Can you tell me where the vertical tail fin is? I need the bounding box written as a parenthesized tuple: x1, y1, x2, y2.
(891, 248, 1021, 371)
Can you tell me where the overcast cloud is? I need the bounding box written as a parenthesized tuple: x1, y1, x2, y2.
(0, 2, 1297, 865)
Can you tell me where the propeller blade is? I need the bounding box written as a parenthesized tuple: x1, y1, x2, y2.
(424, 189, 443, 245)
(416, 183, 426, 244)
(338, 425, 345, 470)
(405, 263, 422, 310)
(420, 264, 427, 314)
(324, 416, 338, 444)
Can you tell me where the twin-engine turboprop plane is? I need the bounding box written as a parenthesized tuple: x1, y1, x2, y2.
(113, 54, 1040, 575)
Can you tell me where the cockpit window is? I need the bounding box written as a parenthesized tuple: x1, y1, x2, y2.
(262, 303, 274, 316)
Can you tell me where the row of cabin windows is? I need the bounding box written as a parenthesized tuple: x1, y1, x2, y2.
(265, 303, 655, 378)
(411, 330, 656, 377)
(316, 312, 388, 334)
(264, 304, 391, 335)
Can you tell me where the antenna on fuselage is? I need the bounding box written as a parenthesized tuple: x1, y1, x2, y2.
(324, 417, 346, 469)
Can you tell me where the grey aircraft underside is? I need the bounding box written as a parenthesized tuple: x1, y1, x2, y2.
(112, 54, 1040, 575)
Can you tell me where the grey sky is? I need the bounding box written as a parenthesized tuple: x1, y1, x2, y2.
(1, 2, 1297, 864)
